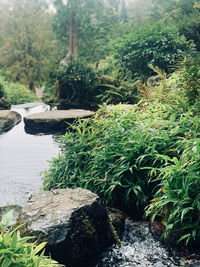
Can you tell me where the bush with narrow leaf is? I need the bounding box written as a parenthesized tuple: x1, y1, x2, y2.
(42, 70, 200, 246)
(42, 101, 199, 215)
(0, 210, 62, 267)
(146, 139, 200, 247)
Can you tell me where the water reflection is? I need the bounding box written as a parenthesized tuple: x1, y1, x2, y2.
(0, 103, 60, 206)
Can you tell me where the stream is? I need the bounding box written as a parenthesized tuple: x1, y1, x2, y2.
(0, 103, 200, 267)
(0, 103, 60, 206)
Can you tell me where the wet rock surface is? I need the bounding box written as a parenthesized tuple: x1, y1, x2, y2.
(0, 110, 21, 134)
(0, 97, 11, 110)
(97, 220, 200, 267)
(18, 188, 114, 266)
(24, 109, 94, 133)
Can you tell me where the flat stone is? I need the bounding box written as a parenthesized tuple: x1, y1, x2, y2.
(17, 188, 114, 266)
(0, 110, 21, 134)
(24, 109, 94, 133)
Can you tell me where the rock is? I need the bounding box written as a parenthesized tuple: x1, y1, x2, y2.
(24, 109, 94, 133)
(0, 97, 11, 110)
(17, 188, 114, 266)
(99, 104, 137, 113)
(0, 110, 21, 134)
(107, 104, 136, 111)
(108, 208, 125, 239)
(150, 221, 166, 238)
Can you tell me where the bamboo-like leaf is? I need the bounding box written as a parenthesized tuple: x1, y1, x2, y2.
(33, 242, 47, 255)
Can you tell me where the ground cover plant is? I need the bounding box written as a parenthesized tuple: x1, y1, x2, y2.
(0, 210, 62, 267)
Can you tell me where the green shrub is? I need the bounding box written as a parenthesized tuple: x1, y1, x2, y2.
(0, 76, 36, 104)
(4, 82, 36, 105)
(178, 65, 200, 104)
(52, 61, 97, 104)
(96, 80, 138, 105)
(42, 102, 192, 215)
(114, 22, 196, 79)
(50, 61, 139, 106)
(0, 211, 62, 267)
(146, 138, 200, 247)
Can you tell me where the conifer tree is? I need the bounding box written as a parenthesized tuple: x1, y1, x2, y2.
(53, 0, 121, 63)
(0, 0, 58, 90)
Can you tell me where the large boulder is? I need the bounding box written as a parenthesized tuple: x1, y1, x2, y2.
(17, 188, 115, 266)
(24, 109, 94, 134)
(0, 97, 11, 110)
(0, 110, 21, 134)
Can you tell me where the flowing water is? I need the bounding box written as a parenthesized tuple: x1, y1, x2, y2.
(0, 103, 60, 206)
(98, 220, 200, 267)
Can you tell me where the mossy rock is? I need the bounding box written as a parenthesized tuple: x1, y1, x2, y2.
(17, 189, 115, 267)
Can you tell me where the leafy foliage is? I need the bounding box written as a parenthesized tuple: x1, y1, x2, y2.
(42, 101, 193, 215)
(0, 210, 62, 267)
(42, 68, 200, 245)
(146, 139, 200, 246)
(114, 22, 196, 79)
(151, 0, 200, 49)
(0, 0, 60, 89)
(178, 65, 200, 104)
(96, 80, 138, 104)
(52, 61, 97, 104)
(52, 0, 122, 62)
(0, 75, 36, 104)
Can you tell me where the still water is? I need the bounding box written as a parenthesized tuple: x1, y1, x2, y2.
(0, 103, 60, 206)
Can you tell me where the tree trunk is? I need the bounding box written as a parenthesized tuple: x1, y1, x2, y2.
(29, 80, 34, 91)
(67, 9, 78, 62)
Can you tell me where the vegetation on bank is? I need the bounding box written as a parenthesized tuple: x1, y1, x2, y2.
(42, 66, 200, 247)
(0, 211, 62, 267)
(0, 75, 36, 105)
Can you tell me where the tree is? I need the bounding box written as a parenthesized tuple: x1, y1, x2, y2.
(0, 0, 59, 90)
(53, 0, 122, 63)
(120, 0, 128, 22)
(150, 0, 200, 48)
